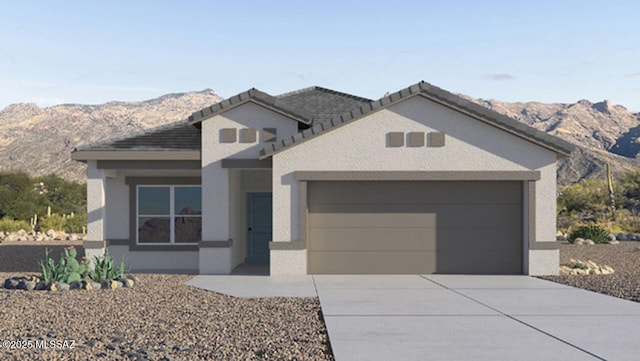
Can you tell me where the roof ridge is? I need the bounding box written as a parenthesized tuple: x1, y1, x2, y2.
(260, 80, 575, 159)
(276, 85, 372, 103)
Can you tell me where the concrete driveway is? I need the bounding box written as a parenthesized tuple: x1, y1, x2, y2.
(315, 275, 640, 361)
(188, 274, 640, 361)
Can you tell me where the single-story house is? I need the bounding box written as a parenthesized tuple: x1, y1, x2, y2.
(72, 81, 574, 276)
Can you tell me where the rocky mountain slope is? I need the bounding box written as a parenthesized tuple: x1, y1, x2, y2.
(0, 90, 638, 186)
(471, 98, 640, 185)
(0, 90, 222, 182)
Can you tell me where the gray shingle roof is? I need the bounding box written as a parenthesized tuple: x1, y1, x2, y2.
(275, 86, 371, 124)
(75, 121, 200, 151)
(259, 81, 576, 159)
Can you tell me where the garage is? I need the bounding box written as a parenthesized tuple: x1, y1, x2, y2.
(307, 181, 523, 274)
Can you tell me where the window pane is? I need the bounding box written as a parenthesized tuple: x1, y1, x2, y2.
(175, 217, 201, 243)
(138, 217, 170, 243)
(175, 187, 202, 215)
(138, 187, 170, 215)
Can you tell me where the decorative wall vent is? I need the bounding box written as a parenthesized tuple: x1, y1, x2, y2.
(220, 128, 237, 143)
(407, 132, 425, 147)
(387, 132, 404, 147)
(263, 128, 277, 142)
(240, 128, 257, 143)
(428, 132, 446, 147)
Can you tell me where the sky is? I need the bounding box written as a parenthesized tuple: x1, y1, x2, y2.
(1, 1, 639, 111)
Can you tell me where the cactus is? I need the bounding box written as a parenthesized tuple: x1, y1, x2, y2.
(47, 206, 51, 217)
(29, 213, 38, 230)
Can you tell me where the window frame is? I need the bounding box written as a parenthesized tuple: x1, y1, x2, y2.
(136, 185, 201, 245)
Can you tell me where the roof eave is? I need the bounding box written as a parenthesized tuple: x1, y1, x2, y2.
(71, 150, 201, 161)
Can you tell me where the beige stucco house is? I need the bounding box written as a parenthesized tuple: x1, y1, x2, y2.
(72, 81, 574, 276)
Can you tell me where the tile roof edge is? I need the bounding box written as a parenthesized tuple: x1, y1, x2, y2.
(188, 87, 314, 125)
(259, 80, 575, 158)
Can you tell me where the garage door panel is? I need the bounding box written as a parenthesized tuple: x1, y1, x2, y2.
(307, 227, 437, 251)
(309, 205, 519, 228)
(308, 251, 437, 274)
(309, 181, 522, 205)
(436, 228, 522, 252)
(435, 251, 522, 274)
(308, 212, 437, 228)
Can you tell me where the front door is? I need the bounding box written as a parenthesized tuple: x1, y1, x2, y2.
(247, 192, 272, 263)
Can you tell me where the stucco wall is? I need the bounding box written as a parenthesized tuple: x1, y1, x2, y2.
(200, 102, 298, 273)
(109, 245, 198, 273)
(271, 95, 558, 275)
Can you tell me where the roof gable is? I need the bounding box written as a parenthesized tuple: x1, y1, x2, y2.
(188, 88, 314, 126)
(259, 81, 575, 159)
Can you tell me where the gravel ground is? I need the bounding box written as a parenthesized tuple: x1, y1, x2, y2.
(540, 241, 640, 302)
(0, 241, 333, 360)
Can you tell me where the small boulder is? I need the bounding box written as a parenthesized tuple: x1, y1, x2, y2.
(101, 280, 118, 289)
(585, 239, 595, 245)
(120, 278, 134, 288)
(54, 282, 70, 291)
(573, 238, 585, 245)
(4, 278, 19, 289)
(124, 275, 140, 285)
(23, 281, 36, 291)
(35, 281, 49, 291)
(608, 240, 620, 245)
(69, 281, 83, 290)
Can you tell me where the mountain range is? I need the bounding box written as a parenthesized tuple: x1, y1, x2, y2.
(0, 90, 638, 186)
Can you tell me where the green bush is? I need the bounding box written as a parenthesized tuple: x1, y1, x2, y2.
(569, 224, 611, 244)
(64, 213, 86, 233)
(39, 214, 66, 232)
(558, 179, 616, 214)
(0, 218, 31, 232)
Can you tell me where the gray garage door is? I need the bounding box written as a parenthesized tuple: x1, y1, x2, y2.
(307, 181, 522, 274)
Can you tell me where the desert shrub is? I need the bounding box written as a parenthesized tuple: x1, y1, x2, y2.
(64, 213, 86, 233)
(569, 224, 610, 244)
(621, 170, 640, 199)
(0, 218, 31, 232)
(39, 214, 66, 231)
(557, 179, 614, 214)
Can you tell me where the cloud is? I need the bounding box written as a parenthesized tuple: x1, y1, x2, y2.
(625, 72, 640, 78)
(483, 73, 515, 80)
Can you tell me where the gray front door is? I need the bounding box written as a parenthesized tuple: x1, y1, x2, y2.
(247, 192, 272, 263)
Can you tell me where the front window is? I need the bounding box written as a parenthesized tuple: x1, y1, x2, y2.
(137, 185, 202, 244)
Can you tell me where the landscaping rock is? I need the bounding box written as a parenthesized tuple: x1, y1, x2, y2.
(608, 240, 620, 245)
(24, 281, 36, 290)
(54, 282, 70, 291)
(120, 278, 134, 288)
(4, 278, 19, 289)
(69, 280, 83, 290)
(585, 239, 595, 245)
(35, 281, 49, 290)
(125, 275, 140, 285)
(573, 237, 585, 245)
(561, 258, 615, 275)
(101, 280, 118, 289)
